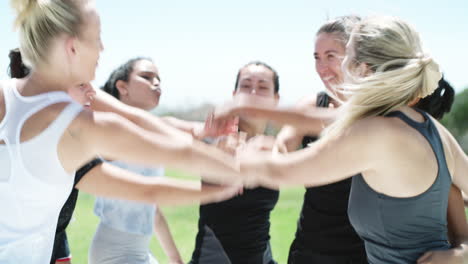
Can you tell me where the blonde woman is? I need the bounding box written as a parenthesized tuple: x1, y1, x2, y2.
(232, 16, 468, 263)
(0, 1, 242, 263)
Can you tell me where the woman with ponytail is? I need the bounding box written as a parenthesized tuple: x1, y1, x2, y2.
(1, 1, 243, 263)
(233, 16, 468, 263)
(89, 57, 183, 264)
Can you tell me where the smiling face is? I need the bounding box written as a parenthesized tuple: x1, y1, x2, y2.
(117, 59, 162, 110)
(314, 32, 346, 96)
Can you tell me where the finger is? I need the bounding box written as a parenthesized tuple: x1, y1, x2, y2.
(214, 136, 227, 149)
(238, 131, 247, 145)
(272, 144, 280, 155)
(208, 111, 215, 128)
(226, 133, 239, 150)
(225, 116, 239, 134)
(273, 141, 288, 154)
(417, 251, 432, 263)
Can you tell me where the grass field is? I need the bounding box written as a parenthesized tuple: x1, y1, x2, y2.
(67, 169, 305, 264)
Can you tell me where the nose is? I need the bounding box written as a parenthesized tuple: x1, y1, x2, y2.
(153, 78, 160, 86)
(316, 60, 329, 75)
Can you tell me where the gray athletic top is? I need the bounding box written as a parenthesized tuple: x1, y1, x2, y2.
(348, 109, 451, 264)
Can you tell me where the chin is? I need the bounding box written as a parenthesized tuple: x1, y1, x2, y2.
(146, 101, 160, 110)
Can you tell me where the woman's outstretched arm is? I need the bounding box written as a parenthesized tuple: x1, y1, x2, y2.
(76, 162, 241, 206)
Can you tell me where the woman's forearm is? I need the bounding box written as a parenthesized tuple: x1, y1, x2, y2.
(77, 163, 238, 206)
(91, 89, 192, 140)
(235, 105, 337, 134)
(154, 210, 183, 263)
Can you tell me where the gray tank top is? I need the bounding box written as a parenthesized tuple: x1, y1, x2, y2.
(348, 109, 451, 264)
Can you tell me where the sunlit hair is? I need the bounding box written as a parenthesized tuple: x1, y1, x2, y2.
(316, 15, 361, 45)
(10, 0, 86, 68)
(324, 16, 442, 138)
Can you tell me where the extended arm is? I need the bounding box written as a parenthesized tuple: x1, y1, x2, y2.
(240, 119, 375, 188)
(69, 110, 241, 185)
(76, 162, 240, 206)
(154, 209, 184, 264)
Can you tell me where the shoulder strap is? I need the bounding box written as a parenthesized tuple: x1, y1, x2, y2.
(386, 109, 451, 182)
(316, 91, 330, 108)
(42, 102, 83, 144)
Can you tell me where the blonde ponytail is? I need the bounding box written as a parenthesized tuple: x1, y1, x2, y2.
(11, 0, 37, 28)
(10, 0, 83, 68)
(324, 16, 442, 138)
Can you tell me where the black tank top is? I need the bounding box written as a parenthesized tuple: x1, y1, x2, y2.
(191, 185, 279, 263)
(292, 92, 366, 256)
(50, 158, 103, 263)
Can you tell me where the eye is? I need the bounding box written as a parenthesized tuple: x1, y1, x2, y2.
(141, 75, 152, 81)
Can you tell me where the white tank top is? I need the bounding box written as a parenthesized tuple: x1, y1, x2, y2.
(0, 79, 83, 264)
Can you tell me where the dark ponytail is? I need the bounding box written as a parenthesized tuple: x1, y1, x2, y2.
(415, 77, 455, 120)
(102, 57, 152, 99)
(8, 48, 30, 78)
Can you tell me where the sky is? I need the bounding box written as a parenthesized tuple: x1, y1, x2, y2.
(1, 0, 467, 110)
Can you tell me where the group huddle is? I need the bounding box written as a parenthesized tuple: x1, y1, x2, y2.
(1, 0, 468, 264)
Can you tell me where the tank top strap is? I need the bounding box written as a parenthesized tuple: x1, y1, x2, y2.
(4, 79, 76, 143)
(41, 102, 83, 145)
(316, 91, 330, 108)
(385, 109, 451, 182)
(302, 92, 330, 147)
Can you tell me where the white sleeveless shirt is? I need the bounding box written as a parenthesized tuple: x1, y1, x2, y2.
(0, 79, 83, 264)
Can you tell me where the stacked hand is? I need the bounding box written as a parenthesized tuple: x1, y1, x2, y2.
(210, 131, 279, 190)
(200, 112, 239, 139)
(209, 93, 277, 131)
(68, 82, 96, 107)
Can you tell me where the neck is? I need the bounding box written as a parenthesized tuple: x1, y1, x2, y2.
(21, 68, 75, 96)
(238, 118, 267, 139)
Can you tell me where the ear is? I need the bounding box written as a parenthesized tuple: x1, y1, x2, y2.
(116, 80, 129, 96)
(65, 37, 77, 58)
(232, 90, 238, 97)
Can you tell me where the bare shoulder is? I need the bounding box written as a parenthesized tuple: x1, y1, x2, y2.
(349, 115, 398, 138)
(68, 109, 133, 136)
(320, 117, 391, 153)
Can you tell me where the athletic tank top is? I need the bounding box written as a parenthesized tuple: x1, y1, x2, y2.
(0, 79, 82, 264)
(192, 187, 279, 263)
(94, 161, 164, 236)
(348, 109, 451, 263)
(292, 92, 366, 256)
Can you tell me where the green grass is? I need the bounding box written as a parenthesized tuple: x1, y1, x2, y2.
(67, 170, 305, 263)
